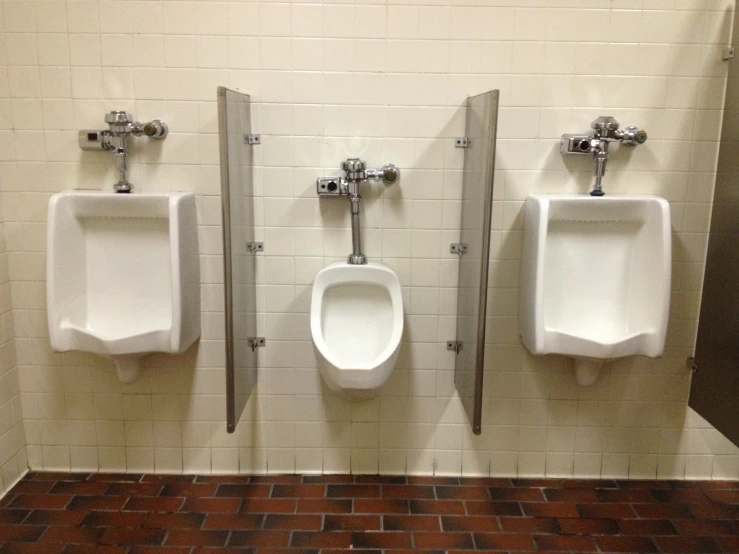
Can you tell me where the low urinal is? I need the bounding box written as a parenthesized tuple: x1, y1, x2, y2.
(310, 262, 404, 399)
(520, 194, 671, 386)
(47, 191, 200, 383)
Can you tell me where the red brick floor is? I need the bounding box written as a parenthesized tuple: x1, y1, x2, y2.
(0, 473, 737, 553)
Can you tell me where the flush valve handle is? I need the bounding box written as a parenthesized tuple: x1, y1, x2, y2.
(381, 163, 400, 184)
(142, 119, 168, 139)
(364, 163, 401, 184)
(620, 126, 647, 146)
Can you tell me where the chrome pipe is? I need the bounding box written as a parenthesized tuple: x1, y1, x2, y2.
(591, 146, 608, 197)
(111, 135, 132, 193)
(347, 195, 367, 265)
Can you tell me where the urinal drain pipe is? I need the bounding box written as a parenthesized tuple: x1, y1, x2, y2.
(348, 195, 367, 265)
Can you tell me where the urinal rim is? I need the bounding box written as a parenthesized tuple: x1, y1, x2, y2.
(310, 261, 404, 372)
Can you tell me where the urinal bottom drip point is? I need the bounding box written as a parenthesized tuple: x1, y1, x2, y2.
(113, 356, 141, 384)
(573, 358, 604, 386)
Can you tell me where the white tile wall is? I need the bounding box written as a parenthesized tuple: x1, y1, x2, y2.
(0, 0, 738, 479)
(0, 194, 28, 493)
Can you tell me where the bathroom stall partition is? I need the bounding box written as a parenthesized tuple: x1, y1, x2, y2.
(218, 87, 258, 433)
(453, 90, 499, 435)
(689, 8, 739, 448)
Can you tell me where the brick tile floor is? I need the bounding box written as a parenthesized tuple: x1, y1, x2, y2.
(0, 473, 737, 552)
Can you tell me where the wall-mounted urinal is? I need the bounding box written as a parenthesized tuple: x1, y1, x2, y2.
(520, 194, 671, 386)
(311, 157, 404, 399)
(47, 191, 200, 383)
(311, 262, 404, 399)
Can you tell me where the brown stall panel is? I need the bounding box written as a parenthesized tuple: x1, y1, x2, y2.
(690, 9, 739, 448)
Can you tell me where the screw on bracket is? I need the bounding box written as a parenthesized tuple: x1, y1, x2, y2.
(450, 243, 468, 255)
(686, 357, 697, 373)
(246, 241, 264, 253)
(248, 337, 266, 352)
(447, 341, 463, 354)
(244, 134, 261, 145)
(455, 137, 471, 148)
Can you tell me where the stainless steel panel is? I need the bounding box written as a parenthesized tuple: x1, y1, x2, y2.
(454, 90, 499, 435)
(218, 87, 257, 433)
(690, 8, 739, 448)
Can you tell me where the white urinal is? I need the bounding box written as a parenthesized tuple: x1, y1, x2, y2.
(520, 194, 671, 386)
(310, 262, 404, 399)
(47, 191, 200, 383)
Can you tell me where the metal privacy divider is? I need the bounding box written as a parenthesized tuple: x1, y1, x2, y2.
(451, 90, 500, 435)
(218, 87, 259, 433)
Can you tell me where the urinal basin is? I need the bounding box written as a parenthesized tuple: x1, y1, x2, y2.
(310, 262, 404, 398)
(520, 194, 671, 384)
(47, 191, 201, 382)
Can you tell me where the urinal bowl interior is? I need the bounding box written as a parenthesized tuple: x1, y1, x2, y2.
(321, 282, 394, 369)
(60, 214, 173, 347)
(311, 262, 404, 398)
(543, 213, 665, 348)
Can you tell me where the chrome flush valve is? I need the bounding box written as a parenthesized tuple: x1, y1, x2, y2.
(317, 158, 401, 265)
(79, 110, 169, 193)
(561, 116, 647, 196)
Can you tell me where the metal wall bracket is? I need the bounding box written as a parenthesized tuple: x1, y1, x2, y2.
(248, 337, 266, 351)
(447, 341, 463, 354)
(686, 357, 697, 373)
(722, 46, 735, 61)
(450, 243, 468, 255)
(246, 241, 264, 253)
(455, 137, 471, 148)
(244, 133, 261, 145)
